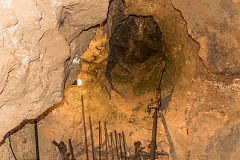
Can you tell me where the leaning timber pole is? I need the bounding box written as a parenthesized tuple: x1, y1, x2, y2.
(148, 63, 166, 160)
(81, 95, 89, 160)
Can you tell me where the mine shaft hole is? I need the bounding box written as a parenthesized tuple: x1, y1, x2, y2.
(106, 15, 167, 96)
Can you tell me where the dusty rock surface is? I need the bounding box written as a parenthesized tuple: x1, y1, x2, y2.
(173, 0, 240, 75)
(0, 0, 109, 143)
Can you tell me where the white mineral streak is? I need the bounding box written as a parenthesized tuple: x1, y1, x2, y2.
(72, 56, 81, 64)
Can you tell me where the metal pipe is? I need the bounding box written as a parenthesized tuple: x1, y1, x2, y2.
(150, 109, 158, 160)
(8, 133, 18, 160)
(118, 133, 123, 159)
(134, 141, 142, 160)
(121, 131, 127, 160)
(110, 132, 114, 160)
(68, 139, 75, 160)
(99, 121, 102, 160)
(104, 122, 109, 160)
(81, 95, 89, 160)
(114, 130, 119, 159)
(34, 120, 40, 160)
(89, 116, 96, 160)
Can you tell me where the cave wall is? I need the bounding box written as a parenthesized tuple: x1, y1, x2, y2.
(0, 0, 125, 159)
(0, 0, 109, 143)
(173, 0, 240, 75)
(0, 0, 239, 159)
(125, 0, 240, 159)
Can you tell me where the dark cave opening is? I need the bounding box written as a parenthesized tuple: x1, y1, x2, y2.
(106, 15, 166, 94)
(103, 15, 177, 160)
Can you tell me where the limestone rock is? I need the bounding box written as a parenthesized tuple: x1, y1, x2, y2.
(64, 28, 96, 87)
(61, 0, 110, 87)
(0, 0, 110, 143)
(58, 0, 109, 42)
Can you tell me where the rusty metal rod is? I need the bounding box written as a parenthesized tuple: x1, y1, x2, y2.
(9, 133, 17, 160)
(110, 132, 114, 160)
(104, 122, 109, 160)
(149, 62, 165, 159)
(118, 133, 123, 159)
(81, 95, 89, 160)
(68, 139, 75, 160)
(134, 141, 142, 160)
(122, 131, 127, 160)
(89, 116, 96, 160)
(34, 120, 40, 160)
(114, 130, 120, 159)
(150, 109, 158, 160)
(99, 121, 102, 160)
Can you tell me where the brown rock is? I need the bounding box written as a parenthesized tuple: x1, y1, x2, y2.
(172, 0, 240, 75)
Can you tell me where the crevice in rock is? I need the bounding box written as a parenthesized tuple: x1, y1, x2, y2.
(171, 3, 200, 49)
(0, 68, 14, 95)
(0, 100, 64, 146)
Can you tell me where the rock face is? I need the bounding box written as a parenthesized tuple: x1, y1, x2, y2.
(173, 0, 240, 75)
(125, 0, 240, 159)
(62, 0, 110, 87)
(0, 0, 109, 143)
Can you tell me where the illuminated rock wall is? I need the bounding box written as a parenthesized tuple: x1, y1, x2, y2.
(0, 0, 109, 143)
